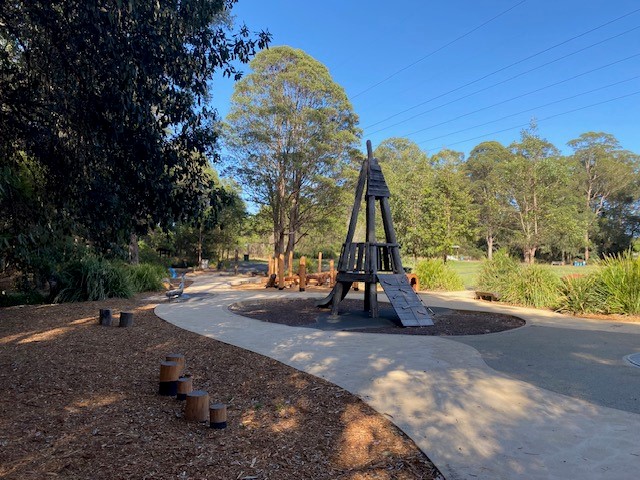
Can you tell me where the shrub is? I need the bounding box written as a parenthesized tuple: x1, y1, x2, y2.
(128, 263, 166, 292)
(556, 274, 605, 314)
(56, 256, 133, 302)
(415, 259, 464, 291)
(501, 264, 562, 308)
(597, 252, 640, 315)
(0, 291, 46, 308)
(477, 250, 519, 295)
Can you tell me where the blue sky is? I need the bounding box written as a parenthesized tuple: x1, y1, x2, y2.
(212, 0, 640, 157)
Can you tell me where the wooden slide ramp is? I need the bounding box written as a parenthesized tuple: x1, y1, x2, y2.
(378, 274, 434, 327)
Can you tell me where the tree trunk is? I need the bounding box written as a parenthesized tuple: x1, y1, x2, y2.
(197, 226, 203, 267)
(129, 233, 139, 265)
(584, 230, 590, 263)
(487, 235, 494, 260)
(524, 246, 536, 264)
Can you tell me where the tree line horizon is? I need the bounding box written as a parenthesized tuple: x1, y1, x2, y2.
(2, 3, 638, 297)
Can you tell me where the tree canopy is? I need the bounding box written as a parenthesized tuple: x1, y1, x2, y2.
(224, 45, 360, 259)
(1, 0, 269, 277)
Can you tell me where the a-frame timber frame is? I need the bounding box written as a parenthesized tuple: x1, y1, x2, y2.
(317, 140, 433, 327)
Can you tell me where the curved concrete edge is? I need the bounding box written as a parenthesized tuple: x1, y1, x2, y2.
(155, 274, 640, 480)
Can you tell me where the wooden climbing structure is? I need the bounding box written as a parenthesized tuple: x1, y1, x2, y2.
(317, 141, 433, 327)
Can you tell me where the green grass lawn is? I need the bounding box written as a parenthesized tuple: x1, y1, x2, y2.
(447, 260, 600, 290)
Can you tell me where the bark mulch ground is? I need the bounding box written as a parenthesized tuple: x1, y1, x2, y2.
(229, 298, 526, 335)
(0, 294, 442, 480)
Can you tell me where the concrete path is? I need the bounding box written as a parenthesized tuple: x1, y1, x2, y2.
(155, 274, 640, 480)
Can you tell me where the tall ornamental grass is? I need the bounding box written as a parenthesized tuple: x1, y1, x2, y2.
(556, 274, 606, 314)
(128, 263, 166, 292)
(501, 264, 562, 308)
(415, 259, 465, 291)
(597, 252, 640, 315)
(477, 250, 520, 295)
(56, 257, 133, 302)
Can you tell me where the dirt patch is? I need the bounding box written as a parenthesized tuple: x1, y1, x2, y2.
(0, 295, 441, 479)
(230, 298, 525, 335)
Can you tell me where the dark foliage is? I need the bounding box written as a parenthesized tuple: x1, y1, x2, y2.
(0, 1, 269, 273)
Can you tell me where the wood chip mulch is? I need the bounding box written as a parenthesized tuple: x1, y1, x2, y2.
(229, 298, 526, 335)
(0, 294, 442, 480)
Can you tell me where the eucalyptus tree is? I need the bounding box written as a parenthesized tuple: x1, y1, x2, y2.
(567, 132, 637, 261)
(423, 149, 477, 261)
(500, 127, 568, 263)
(375, 138, 432, 261)
(225, 46, 360, 259)
(465, 141, 513, 259)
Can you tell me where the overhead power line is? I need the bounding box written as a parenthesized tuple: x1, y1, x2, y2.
(413, 75, 640, 144)
(366, 33, 640, 135)
(397, 53, 640, 137)
(350, 0, 528, 99)
(421, 90, 640, 151)
(362, 7, 640, 130)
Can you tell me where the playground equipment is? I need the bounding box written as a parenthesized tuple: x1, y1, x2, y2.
(316, 141, 433, 327)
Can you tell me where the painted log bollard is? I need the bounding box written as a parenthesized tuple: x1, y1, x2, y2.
(99, 308, 113, 326)
(185, 390, 209, 422)
(329, 259, 335, 286)
(299, 256, 307, 292)
(210, 403, 227, 429)
(119, 311, 134, 327)
(176, 376, 193, 401)
(288, 251, 294, 278)
(277, 254, 285, 290)
(158, 361, 181, 396)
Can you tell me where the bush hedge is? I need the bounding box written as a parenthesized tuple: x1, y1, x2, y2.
(415, 259, 464, 291)
(55, 257, 167, 302)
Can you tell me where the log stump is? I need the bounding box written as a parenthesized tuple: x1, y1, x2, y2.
(158, 360, 181, 396)
(99, 309, 112, 326)
(210, 403, 227, 429)
(165, 353, 185, 374)
(176, 376, 193, 401)
(119, 311, 134, 327)
(185, 390, 209, 422)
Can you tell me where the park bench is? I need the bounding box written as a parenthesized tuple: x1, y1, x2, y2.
(475, 290, 500, 302)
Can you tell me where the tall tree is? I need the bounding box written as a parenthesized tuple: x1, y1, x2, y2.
(0, 1, 269, 273)
(500, 127, 566, 263)
(465, 141, 513, 259)
(375, 138, 432, 261)
(567, 132, 636, 262)
(422, 150, 477, 261)
(224, 46, 360, 260)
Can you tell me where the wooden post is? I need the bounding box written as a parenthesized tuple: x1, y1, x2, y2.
(330, 282, 343, 316)
(234, 249, 239, 275)
(99, 309, 112, 326)
(177, 376, 193, 401)
(329, 259, 335, 286)
(166, 353, 185, 374)
(278, 254, 285, 290)
(299, 256, 306, 292)
(210, 403, 227, 429)
(288, 251, 293, 278)
(366, 183, 378, 318)
(159, 361, 181, 396)
(119, 311, 134, 327)
(317, 252, 322, 274)
(380, 197, 404, 273)
(185, 390, 209, 422)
